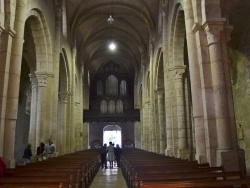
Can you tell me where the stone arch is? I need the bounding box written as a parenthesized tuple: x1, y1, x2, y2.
(15, 7, 53, 160)
(26, 9, 52, 72)
(155, 48, 166, 154)
(59, 48, 70, 92)
(22, 9, 53, 153)
(168, 3, 183, 68)
(155, 48, 164, 90)
(168, 2, 194, 159)
(173, 5, 185, 66)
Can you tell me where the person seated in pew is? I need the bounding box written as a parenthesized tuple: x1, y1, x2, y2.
(36, 142, 45, 155)
(44, 139, 54, 159)
(23, 144, 33, 164)
(0, 157, 6, 178)
(36, 142, 45, 161)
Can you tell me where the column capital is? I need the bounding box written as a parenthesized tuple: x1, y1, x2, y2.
(203, 20, 226, 45)
(174, 65, 186, 80)
(35, 72, 48, 87)
(59, 91, 69, 103)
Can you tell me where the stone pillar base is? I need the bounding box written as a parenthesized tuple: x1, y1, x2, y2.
(7, 159, 16, 168)
(165, 148, 173, 157)
(178, 149, 190, 160)
(195, 154, 207, 164)
(220, 149, 246, 173)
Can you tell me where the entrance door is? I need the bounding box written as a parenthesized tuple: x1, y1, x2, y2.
(103, 125, 122, 147)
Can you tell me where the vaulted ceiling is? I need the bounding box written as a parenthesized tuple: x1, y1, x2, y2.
(66, 0, 160, 79)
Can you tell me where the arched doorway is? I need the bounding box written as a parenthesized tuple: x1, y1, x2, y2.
(103, 125, 122, 147)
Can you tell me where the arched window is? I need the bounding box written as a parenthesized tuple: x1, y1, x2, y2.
(97, 80, 103, 96)
(116, 100, 124, 113)
(120, 80, 127, 96)
(108, 100, 115, 114)
(105, 75, 118, 96)
(100, 100, 108, 114)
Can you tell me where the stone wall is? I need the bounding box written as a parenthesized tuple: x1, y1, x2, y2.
(229, 1, 250, 168)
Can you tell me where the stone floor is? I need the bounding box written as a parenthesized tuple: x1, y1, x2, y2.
(90, 166, 127, 188)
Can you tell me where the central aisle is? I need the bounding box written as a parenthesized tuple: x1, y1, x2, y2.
(90, 166, 127, 188)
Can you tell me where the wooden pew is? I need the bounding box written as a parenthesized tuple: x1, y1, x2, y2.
(139, 179, 250, 188)
(121, 149, 249, 188)
(0, 176, 75, 187)
(1, 149, 100, 188)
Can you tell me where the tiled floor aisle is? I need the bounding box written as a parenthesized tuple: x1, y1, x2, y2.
(90, 166, 128, 188)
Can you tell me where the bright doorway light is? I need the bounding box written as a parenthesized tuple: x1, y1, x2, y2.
(109, 42, 116, 50)
(103, 125, 122, 147)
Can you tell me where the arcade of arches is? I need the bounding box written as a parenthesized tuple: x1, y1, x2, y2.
(0, 0, 250, 173)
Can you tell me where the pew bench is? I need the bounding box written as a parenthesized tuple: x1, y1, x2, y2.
(132, 171, 246, 188)
(139, 179, 250, 188)
(0, 176, 76, 188)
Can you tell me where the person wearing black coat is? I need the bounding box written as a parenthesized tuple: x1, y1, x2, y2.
(100, 143, 108, 169)
(23, 144, 32, 164)
(114, 144, 122, 167)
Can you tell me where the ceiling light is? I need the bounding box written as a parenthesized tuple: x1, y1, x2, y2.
(107, 15, 115, 24)
(109, 42, 116, 50)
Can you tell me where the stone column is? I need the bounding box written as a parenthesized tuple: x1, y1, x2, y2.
(59, 91, 68, 155)
(204, 21, 232, 164)
(143, 100, 150, 151)
(140, 108, 144, 149)
(69, 46, 76, 153)
(28, 74, 37, 153)
(0, 27, 15, 156)
(174, 65, 190, 159)
(165, 72, 174, 156)
(35, 72, 48, 147)
(157, 89, 166, 155)
(134, 121, 141, 148)
(183, 0, 207, 163)
(154, 90, 160, 153)
(3, 0, 27, 167)
(50, 0, 62, 148)
(161, 1, 172, 156)
(149, 41, 156, 153)
(0, 1, 7, 155)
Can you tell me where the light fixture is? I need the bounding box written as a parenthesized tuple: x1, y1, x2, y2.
(109, 42, 116, 50)
(107, 15, 115, 24)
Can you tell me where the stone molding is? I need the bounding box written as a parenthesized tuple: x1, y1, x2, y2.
(203, 20, 226, 45)
(174, 65, 186, 80)
(35, 72, 48, 87)
(59, 91, 69, 103)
